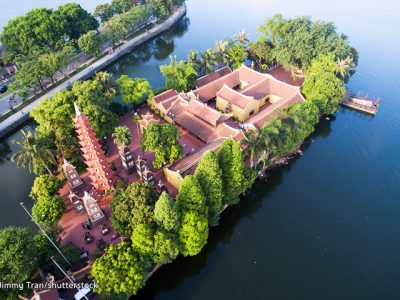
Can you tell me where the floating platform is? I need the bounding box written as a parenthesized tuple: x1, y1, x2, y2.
(341, 92, 380, 115)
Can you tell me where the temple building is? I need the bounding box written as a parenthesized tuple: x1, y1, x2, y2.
(82, 191, 106, 227)
(62, 159, 83, 191)
(73, 103, 115, 195)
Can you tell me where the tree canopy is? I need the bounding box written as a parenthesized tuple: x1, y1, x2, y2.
(29, 174, 61, 201)
(116, 75, 153, 106)
(78, 31, 102, 57)
(31, 195, 65, 227)
(302, 54, 346, 115)
(154, 192, 180, 232)
(91, 241, 153, 296)
(160, 57, 198, 92)
(141, 122, 183, 169)
(111, 182, 158, 236)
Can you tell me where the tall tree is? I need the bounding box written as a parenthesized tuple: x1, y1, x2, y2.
(194, 151, 223, 226)
(198, 49, 218, 75)
(302, 54, 346, 115)
(93, 3, 114, 23)
(78, 31, 102, 57)
(132, 223, 155, 257)
(148, 0, 174, 20)
(214, 39, 230, 66)
(141, 122, 183, 169)
(111, 182, 158, 235)
(11, 130, 57, 176)
(58, 3, 99, 40)
(112, 126, 132, 148)
(0, 227, 37, 288)
(234, 29, 250, 45)
(31, 195, 65, 228)
(228, 44, 247, 69)
(91, 241, 153, 296)
(154, 192, 180, 232)
(160, 56, 198, 91)
(218, 138, 246, 205)
(241, 129, 265, 168)
(111, 0, 134, 14)
(100, 14, 127, 46)
(116, 75, 153, 106)
(178, 210, 208, 257)
(29, 174, 61, 201)
(153, 228, 180, 264)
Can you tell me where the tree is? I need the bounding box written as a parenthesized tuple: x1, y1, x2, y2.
(234, 29, 249, 45)
(335, 56, 355, 80)
(111, 182, 158, 235)
(112, 0, 134, 14)
(58, 3, 99, 40)
(154, 192, 180, 232)
(228, 44, 247, 69)
(179, 210, 208, 256)
(148, 0, 174, 21)
(153, 229, 179, 264)
(302, 54, 346, 115)
(0, 227, 37, 285)
(258, 14, 287, 44)
(214, 40, 230, 66)
(31, 195, 65, 227)
(93, 3, 114, 23)
(91, 241, 153, 296)
(241, 129, 265, 168)
(78, 31, 102, 57)
(112, 126, 132, 148)
(160, 56, 198, 92)
(218, 138, 246, 205)
(141, 122, 183, 169)
(176, 175, 207, 213)
(247, 40, 274, 70)
(116, 75, 153, 106)
(29, 174, 61, 201)
(198, 49, 218, 75)
(194, 151, 223, 226)
(132, 223, 155, 256)
(11, 130, 57, 176)
(100, 14, 127, 46)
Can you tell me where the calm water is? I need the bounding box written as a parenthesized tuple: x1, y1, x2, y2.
(1, 0, 400, 298)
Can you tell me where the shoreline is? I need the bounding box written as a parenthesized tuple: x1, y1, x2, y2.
(0, 4, 187, 139)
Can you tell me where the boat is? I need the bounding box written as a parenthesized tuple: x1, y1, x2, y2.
(341, 91, 381, 115)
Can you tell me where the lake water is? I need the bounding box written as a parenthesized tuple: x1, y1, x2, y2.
(1, 0, 400, 299)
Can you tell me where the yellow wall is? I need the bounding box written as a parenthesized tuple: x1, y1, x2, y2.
(216, 96, 260, 122)
(164, 167, 183, 190)
(269, 94, 282, 104)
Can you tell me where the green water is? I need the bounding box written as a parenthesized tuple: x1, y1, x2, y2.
(1, 0, 400, 298)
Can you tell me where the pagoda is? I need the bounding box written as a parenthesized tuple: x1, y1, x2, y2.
(73, 103, 115, 195)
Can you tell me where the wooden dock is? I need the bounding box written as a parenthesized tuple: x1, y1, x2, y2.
(341, 91, 381, 115)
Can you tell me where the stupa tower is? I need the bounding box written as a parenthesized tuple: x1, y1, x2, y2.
(73, 103, 115, 194)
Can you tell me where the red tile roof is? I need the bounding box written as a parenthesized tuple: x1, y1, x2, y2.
(196, 66, 232, 88)
(153, 89, 178, 103)
(240, 78, 270, 100)
(217, 84, 254, 109)
(187, 100, 224, 126)
(194, 72, 240, 102)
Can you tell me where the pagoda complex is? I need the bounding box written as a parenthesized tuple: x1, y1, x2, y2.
(73, 103, 115, 195)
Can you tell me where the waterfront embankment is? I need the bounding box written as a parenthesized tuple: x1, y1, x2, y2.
(0, 4, 186, 139)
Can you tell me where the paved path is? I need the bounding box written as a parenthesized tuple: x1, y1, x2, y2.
(0, 5, 186, 138)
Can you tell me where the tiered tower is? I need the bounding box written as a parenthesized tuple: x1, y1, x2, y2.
(73, 103, 114, 194)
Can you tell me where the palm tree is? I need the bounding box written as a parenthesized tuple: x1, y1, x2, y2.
(234, 29, 250, 45)
(335, 57, 354, 79)
(187, 49, 201, 73)
(214, 39, 230, 66)
(95, 71, 117, 99)
(198, 49, 218, 76)
(112, 126, 132, 148)
(241, 129, 264, 168)
(11, 130, 57, 175)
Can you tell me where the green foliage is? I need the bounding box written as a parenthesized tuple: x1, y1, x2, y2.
(31, 195, 65, 227)
(93, 3, 114, 23)
(112, 126, 132, 148)
(248, 40, 274, 69)
(302, 54, 346, 115)
(29, 174, 61, 201)
(258, 14, 358, 70)
(91, 241, 153, 296)
(112, 0, 134, 14)
(58, 3, 99, 40)
(111, 182, 158, 235)
(154, 192, 180, 232)
(160, 56, 198, 92)
(153, 229, 179, 264)
(218, 138, 246, 205)
(116, 75, 153, 106)
(141, 122, 183, 169)
(194, 151, 223, 226)
(100, 14, 127, 46)
(132, 223, 155, 256)
(198, 49, 218, 75)
(176, 175, 207, 214)
(228, 44, 247, 69)
(11, 130, 57, 176)
(78, 31, 102, 56)
(178, 210, 208, 256)
(0, 227, 37, 284)
(148, 0, 174, 20)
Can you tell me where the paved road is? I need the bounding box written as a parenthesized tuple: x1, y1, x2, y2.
(0, 5, 186, 138)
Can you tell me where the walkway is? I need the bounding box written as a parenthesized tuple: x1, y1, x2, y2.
(0, 5, 187, 138)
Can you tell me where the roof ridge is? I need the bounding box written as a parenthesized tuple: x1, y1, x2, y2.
(218, 84, 255, 100)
